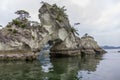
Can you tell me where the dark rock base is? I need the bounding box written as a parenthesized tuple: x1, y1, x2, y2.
(0, 50, 38, 61)
(50, 48, 106, 57)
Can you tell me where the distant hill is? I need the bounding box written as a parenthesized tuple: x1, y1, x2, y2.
(102, 46, 120, 49)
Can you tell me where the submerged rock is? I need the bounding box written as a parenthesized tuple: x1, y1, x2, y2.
(0, 2, 106, 60)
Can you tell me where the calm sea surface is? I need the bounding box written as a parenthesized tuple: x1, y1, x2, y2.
(0, 49, 120, 80)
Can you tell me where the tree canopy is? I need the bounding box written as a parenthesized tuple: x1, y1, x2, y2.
(70, 27, 79, 36)
(74, 23, 80, 25)
(15, 10, 30, 20)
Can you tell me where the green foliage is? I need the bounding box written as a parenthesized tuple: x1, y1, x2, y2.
(13, 19, 21, 25)
(7, 29, 12, 31)
(7, 29, 18, 33)
(13, 29, 18, 33)
(70, 27, 79, 35)
(21, 24, 26, 28)
(15, 10, 29, 15)
(52, 4, 68, 19)
(56, 15, 62, 22)
(15, 10, 30, 20)
(12, 19, 27, 28)
(6, 25, 11, 28)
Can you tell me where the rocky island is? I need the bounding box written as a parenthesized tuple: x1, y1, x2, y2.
(0, 2, 106, 61)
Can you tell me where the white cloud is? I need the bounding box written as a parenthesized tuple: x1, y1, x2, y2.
(70, 0, 90, 7)
(0, 0, 9, 11)
(94, 2, 120, 26)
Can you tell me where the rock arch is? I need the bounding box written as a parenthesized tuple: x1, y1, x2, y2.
(0, 2, 106, 60)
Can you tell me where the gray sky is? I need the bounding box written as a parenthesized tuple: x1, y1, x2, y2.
(0, 0, 120, 46)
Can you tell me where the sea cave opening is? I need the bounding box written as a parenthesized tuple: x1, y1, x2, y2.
(39, 39, 63, 59)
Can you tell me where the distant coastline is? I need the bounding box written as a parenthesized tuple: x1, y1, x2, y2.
(102, 46, 120, 49)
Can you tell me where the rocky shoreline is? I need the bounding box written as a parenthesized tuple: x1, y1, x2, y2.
(0, 50, 38, 61)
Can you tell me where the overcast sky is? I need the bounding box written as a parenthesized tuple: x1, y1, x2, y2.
(0, 0, 120, 46)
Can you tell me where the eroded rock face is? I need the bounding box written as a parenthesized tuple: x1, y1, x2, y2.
(79, 35, 106, 55)
(0, 2, 106, 59)
(0, 23, 48, 52)
(0, 20, 47, 60)
(38, 3, 82, 57)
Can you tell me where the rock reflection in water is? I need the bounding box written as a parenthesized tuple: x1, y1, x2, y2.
(48, 54, 103, 80)
(0, 61, 43, 80)
(38, 53, 103, 80)
(0, 53, 103, 80)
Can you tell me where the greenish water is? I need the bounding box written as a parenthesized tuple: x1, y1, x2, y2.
(0, 49, 120, 80)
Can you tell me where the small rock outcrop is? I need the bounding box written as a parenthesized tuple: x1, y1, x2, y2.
(79, 35, 106, 55)
(0, 2, 106, 60)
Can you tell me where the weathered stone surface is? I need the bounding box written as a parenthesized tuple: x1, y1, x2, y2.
(0, 50, 38, 61)
(79, 35, 106, 55)
(0, 2, 106, 60)
(38, 3, 79, 56)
